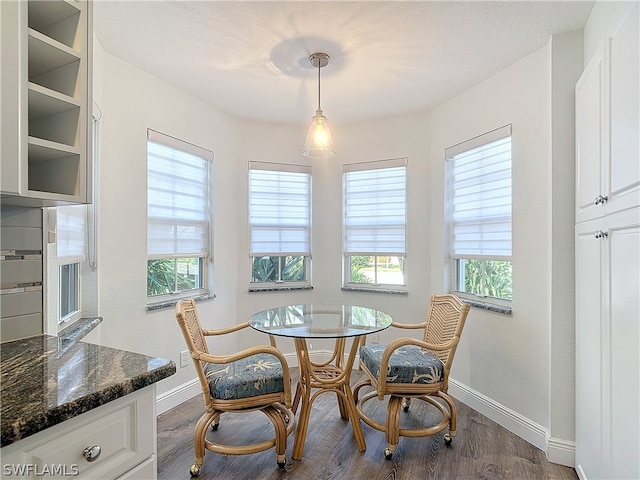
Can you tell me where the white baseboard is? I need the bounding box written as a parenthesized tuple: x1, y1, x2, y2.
(546, 435, 576, 467)
(448, 378, 575, 468)
(156, 377, 201, 415)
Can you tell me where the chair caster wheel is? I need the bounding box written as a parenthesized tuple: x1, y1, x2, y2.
(384, 447, 393, 460)
(277, 460, 286, 468)
(444, 433, 453, 446)
(189, 464, 200, 477)
(211, 422, 219, 431)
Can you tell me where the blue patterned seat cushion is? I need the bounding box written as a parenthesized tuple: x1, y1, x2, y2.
(204, 353, 284, 400)
(360, 344, 445, 384)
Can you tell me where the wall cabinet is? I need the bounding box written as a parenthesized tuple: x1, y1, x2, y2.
(0, 0, 92, 206)
(575, 3, 640, 224)
(575, 4, 639, 479)
(0, 386, 158, 480)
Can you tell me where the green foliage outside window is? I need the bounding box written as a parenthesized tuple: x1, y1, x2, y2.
(147, 258, 202, 296)
(349, 255, 405, 285)
(459, 259, 512, 300)
(251, 256, 305, 282)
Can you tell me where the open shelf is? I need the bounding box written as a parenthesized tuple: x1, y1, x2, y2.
(28, 1, 81, 50)
(28, 138, 81, 196)
(2, 0, 90, 205)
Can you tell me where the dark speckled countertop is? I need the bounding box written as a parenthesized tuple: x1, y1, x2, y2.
(0, 335, 176, 447)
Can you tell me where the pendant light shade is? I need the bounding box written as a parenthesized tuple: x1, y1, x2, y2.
(303, 53, 335, 158)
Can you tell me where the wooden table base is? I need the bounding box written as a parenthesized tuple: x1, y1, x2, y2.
(291, 337, 366, 460)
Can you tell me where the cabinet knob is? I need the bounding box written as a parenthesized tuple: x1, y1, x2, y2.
(594, 195, 602, 205)
(82, 445, 101, 462)
(594, 230, 609, 239)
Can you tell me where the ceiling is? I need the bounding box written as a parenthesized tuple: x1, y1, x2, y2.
(94, 1, 594, 125)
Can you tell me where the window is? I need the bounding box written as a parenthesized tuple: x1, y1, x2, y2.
(56, 205, 86, 323)
(446, 125, 512, 302)
(343, 158, 407, 290)
(147, 130, 213, 301)
(248, 162, 311, 288)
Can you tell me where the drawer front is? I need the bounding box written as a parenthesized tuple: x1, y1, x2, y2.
(1, 387, 155, 480)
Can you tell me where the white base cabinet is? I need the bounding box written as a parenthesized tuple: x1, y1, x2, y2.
(1, 386, 158, 480)
(575, 207, 640, 480)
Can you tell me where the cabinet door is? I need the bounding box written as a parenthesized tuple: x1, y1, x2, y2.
(607, 3, 640, 216)
(607, 208, 640, 479)
(575, 219, 607, 478)
(575, 44, 607, 223)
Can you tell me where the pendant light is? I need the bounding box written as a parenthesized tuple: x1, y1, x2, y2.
(303, 52, 335, 158)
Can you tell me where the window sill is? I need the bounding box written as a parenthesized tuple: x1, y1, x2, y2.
(57, 316, 103, 356)
(146, 292, 215, 311)
(341, 286, 408, 296)
(248, 285, 313, 293)
(462, 298, 512, 316)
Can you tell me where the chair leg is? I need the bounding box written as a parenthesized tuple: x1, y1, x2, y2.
(263, 405, 288, 468)
(191, 411, 217, 476)
(438, 391, 457, 443)
(384, 396, 404, 459)
(353, 379, 372, 404)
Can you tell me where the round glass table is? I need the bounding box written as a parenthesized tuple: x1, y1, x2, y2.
(249, 304, 393, 460)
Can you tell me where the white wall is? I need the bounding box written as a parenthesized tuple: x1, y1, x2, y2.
(96, 50, 241, 393)
(94, 29, 580, 463)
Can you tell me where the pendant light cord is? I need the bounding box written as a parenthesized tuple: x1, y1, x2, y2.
(317, 60, 321, 111)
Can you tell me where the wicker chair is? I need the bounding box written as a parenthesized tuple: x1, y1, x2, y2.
(175, 299, 295, 476)
(354, 294, 470, 459)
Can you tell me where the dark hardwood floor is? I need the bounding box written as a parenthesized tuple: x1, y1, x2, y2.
(157, 370, 578, 480)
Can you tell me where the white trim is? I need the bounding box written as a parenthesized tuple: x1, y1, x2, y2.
(576, 465, 588, 480)
(156, 377, 201, 415)
(448, 378, 547, 454)
(546, 435, 576, 467)
(449, 379, 575, 467)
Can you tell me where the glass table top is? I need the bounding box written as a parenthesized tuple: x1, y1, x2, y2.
(248, 304, 393, 339)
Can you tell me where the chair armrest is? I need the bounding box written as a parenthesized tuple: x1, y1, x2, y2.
(202, 321, 250, 336)
(390, 321, 428, 330)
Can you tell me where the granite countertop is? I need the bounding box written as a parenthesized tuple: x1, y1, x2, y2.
(0, 334, 176, 447)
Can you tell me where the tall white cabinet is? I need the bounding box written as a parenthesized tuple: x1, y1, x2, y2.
(1, 0, 92, 206)
(575, 4, 640, 479)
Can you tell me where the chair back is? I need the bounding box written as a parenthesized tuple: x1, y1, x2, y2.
(176, 299, 213, 402)
(424, 294, 470, 370)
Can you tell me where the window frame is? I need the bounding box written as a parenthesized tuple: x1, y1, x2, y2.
(55, 204, 88, 326)
(146, 129, 213, 306)
(59, 262, 81, 324)
(248, 161, 312, 291)
(342, 158, 408, 293)
(445, 125, 512, 306)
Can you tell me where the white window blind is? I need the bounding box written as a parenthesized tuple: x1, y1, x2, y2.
(248, 162, 311, 256)
(343, 158, 407, 255)
(57, 205, 87, 264)
(147, 130, 212, 260)
(446, 126, 512, 259)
